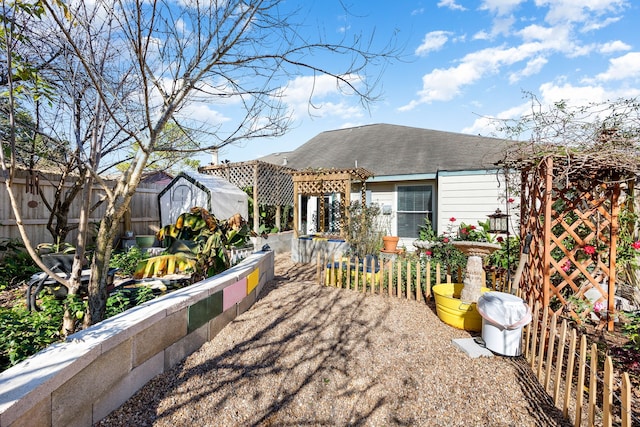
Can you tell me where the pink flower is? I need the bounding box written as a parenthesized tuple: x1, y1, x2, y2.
(583, 245, 596, 255)
(425, 250, 432, 256)
(460, 228, 469, 235)
(449, 217, 456, 222)
(442, 237, 449, 243)
(508, 197, 515, 203)
(593, 301, 605, 313)
(632, 241, 640, 250)
(561, 260, 571, 272)
(496, 236, 504, 243)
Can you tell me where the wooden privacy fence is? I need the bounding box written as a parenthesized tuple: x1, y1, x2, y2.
(319, 254, 638, 427)
(523, 300, 637, 427)
(0, 170, 162, 245)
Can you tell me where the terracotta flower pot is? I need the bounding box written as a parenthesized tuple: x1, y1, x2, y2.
(382, 235, 400, 253)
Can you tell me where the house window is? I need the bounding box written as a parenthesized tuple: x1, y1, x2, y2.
(397, 185, 433, 238)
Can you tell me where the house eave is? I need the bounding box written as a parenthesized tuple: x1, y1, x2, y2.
(368, 173, 437, 183)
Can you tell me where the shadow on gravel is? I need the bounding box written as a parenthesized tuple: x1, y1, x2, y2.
(99, 273, 396, 426)
(507, 357, 573, 427)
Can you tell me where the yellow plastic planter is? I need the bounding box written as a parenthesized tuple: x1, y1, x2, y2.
(432, 283, 490, 332)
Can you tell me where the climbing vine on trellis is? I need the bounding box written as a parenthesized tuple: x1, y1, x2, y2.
(518, 156, 632, 331)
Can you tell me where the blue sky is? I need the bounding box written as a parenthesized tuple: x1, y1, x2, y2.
(196, 0, 639, 165)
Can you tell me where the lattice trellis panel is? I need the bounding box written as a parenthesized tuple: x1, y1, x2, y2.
(199, 161, 294, 206)
(520, 157, 621, 331)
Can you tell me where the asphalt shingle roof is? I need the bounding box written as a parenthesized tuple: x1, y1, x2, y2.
(261, 124, 511, 176)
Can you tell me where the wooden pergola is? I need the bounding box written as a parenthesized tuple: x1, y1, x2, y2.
(199, 160, 294, 233)
(289, 168, 373, 238)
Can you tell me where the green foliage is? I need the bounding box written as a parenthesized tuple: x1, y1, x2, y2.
(245, 187, 293, 233)
(109, 247, 149, 276)
(0, 294, 64, 371)
(1, 285, 158, 372)
(487, 235, 521, 273)
(342, 201, 384, 258)
(622, 311, 640, 352)
(457, 219, 495, 243)
(0, 239, 39, 290)
(149, 208, 254, 280)
(418, 217, 438, 241)
(105, 286, 155, 318)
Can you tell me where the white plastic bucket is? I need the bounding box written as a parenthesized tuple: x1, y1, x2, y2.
(481, 318, 524, 356)
(477, 292, 531, 357)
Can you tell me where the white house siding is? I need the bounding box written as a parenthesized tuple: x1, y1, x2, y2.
(436, 171, 507, 235)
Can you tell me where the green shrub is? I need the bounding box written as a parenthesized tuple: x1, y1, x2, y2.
(109, 246, 149, 276)
(0, 294, 65, 371)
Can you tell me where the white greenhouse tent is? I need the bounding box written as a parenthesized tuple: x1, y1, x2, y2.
(158, 171, 249, 227)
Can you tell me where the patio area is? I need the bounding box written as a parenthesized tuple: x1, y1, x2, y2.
(98, 254, 570, 426)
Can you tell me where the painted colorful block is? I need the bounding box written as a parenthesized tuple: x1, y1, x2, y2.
(223, 278, 247, 311)
(187, 291, 223, 333)
(247, 268, 259, 294)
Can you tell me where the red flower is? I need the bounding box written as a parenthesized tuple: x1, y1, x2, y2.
(442, 237, 449, 243)
(425, 250, 432, 256)
(496, 236, 504, 243)
(633, 241, 640, 250)
(561, 260, 571, 272)
(449, 217, 456, 222)
(460, 228, 469, 234)
(583, 245, 596, 255)
(507, 197, 515, 203)
(470, 225, 476, 230)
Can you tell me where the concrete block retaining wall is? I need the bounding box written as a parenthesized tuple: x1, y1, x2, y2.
(291, 236, 349, 263)
(0, 250, 274, 427)
(251, 230, 293, 254)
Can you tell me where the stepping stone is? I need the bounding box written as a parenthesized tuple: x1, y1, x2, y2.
(452, 337, 493, 358)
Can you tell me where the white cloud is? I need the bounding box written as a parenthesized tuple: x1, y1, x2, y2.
(535, 0, 627, 25)
(411, 8, 425, 15)
(509, 56, 548, 83)
(415, 31, 453, 56)
(594, 52, 640, 81)
(598, 40, 631, 54)
(479, 0, 526, 16)
(400, 44, 541, 109)
(437, 0, 466, 11)
(283, 74, 366, 121)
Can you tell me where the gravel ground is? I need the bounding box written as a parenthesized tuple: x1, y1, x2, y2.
(97, 253, 571, 427)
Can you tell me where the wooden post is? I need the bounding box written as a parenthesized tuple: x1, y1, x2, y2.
(607, 184, 621, 331)
(397, 259, 402, 298)
(416, 262, 422, 302)
(575, 335, 587, 427)
(588, 343, 598, 426)
(406, 261, 411, 299)
(425, 261, 431, 300)
(544, 314, 558, 392)
(603, 357, 613, 427)
(536, 308, 549, 378)
(553, 320, 567, 406)
(621, 373, 631, 427)
(543, 157, 553, 311)
(275, 205, 281, 232)
(293, 182, 299, 238)
(563, 329, 577, 418)
(388, 261, 393, 297)
(253, 165, 260, 234)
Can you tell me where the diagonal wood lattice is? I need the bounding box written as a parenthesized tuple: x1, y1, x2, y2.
(199, 160, 295, 232)
(520, 157, 622, 331)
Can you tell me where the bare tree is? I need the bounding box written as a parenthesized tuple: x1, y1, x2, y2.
(4, 0, 397, 330)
